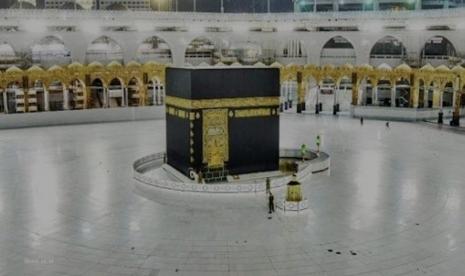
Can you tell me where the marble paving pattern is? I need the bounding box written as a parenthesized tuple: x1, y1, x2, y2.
(0, 114, 465, 276)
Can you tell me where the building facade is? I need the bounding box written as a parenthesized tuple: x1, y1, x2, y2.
(44, 0, 150, 10)
(293, 0, 462, 12)
(0, 8, 464, 120)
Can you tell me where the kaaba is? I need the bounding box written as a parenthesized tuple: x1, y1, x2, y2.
(165, 67, 280, 181)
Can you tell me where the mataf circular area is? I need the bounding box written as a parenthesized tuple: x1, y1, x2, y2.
(0, 115, 465, 275)
(132, 149, 330, 194)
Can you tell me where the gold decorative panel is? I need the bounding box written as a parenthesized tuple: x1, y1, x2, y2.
(234, 108, 272, 118)
(165, 96, 279, 110)
(202, 109, 229, 169)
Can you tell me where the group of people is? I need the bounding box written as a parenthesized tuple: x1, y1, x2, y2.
(300, 134, 321, 161)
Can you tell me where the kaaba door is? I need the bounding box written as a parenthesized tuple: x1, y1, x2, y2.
(202, 109, 229, 169)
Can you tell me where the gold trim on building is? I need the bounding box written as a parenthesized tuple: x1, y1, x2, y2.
(165, 96, 280, 110)
(234, 108, 273, 118)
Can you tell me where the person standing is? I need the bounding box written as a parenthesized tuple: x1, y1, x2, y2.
(316, 135, 321, 154)
(360, 117, 364, 125)
(268, 192, 275, 214)
(386, 121, 390, 128)
(300, 144, 307, 161)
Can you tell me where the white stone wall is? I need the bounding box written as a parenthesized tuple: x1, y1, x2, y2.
(1, 9, 465, 67)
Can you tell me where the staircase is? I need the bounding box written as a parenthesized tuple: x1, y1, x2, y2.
(202, 167, 228, 183)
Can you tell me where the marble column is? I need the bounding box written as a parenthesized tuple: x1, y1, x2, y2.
(316, 84, 321, 107)
(351, 83, 359, 106)
(63, 88, 70, 110)
(333, 85, 338, 106)
(432, 86, 441, 108)
(424, 87, 429, 108)
(44, 88, 50, 111)
(103, 88, 108, 108)
(297, 73, 305, 113)
(3, 91, 8, 113)
(357, 82, 364, 106)
(285, 82, 290, 107)
(391, 84, 396, 107)
(411, 83, 420, 108)
(373, 86, 378, 106)
(123, 87, 128, 107)
(153, 84, 157, 105)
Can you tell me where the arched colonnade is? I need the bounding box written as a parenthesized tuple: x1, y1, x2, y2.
(0, 61, 165, 114)
(277, 62, 465, 118)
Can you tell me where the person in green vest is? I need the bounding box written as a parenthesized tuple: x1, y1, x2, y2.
(300, 144, 307, 161)
(316, 134, 321, 154)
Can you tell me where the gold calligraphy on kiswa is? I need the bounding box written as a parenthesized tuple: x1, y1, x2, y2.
(202, 109, 229, 168)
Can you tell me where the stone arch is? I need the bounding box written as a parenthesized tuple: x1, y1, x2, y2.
(277, 40, 307, 65)
(127, 77, 143, 106)
(5, 80, 23, 113)
(0, 42, 21, 70)
(420, 36, 457, 67)
(108, 78, 124, 108)
(147, 77, 165, 106)
(47, 80, 65, 111)
(68, 79, 86, 110)
(394, 77, 411, 107)
(443, 81, 454, 107)
(230, 41, 264, 65)
(336, 76, 353, 110)
(137, 36, 173, 64)
(10, 1, 36, 9)
(212, 38, 237, 65)
(314, 76, 337, 112)
(369, 36, 407, 67)
(31, 35, 71, 68)
(376, 78, 393, 107)
(86, 36, 123, 65)
(184, 36, 218, 66)
(320, 36, 356, 66)
(31, 79, 46, 112)
(89, 78, 105, 108)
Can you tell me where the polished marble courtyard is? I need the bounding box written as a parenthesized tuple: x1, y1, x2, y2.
(1, 115, 465, 276)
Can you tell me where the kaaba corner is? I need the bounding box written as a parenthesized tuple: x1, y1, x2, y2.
(165, 67, 280, 181)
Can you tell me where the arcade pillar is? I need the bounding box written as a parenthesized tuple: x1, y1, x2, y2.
(103, 87, 109, 108)
(44, 88, 50, 111)
(390, 84, 396, 107)
(85, 75, 92, 109)
(351, 73, 358, 106)
(410, 82, 420, 108)
(450, 92, 462, 126)
(333, 84, 338, 115)
(82, 84, 88, 109)
(140, 85, 148, 106)
(63, 88, 70, 110)
(424, 86, 430, 108)
(22, 76, 29, 112)
(2, 92, 8, 113)
(432, 86, 441, 108)
(296, 72, 305, 113)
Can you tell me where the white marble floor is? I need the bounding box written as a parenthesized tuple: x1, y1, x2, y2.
(1, 114, 465, 276)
